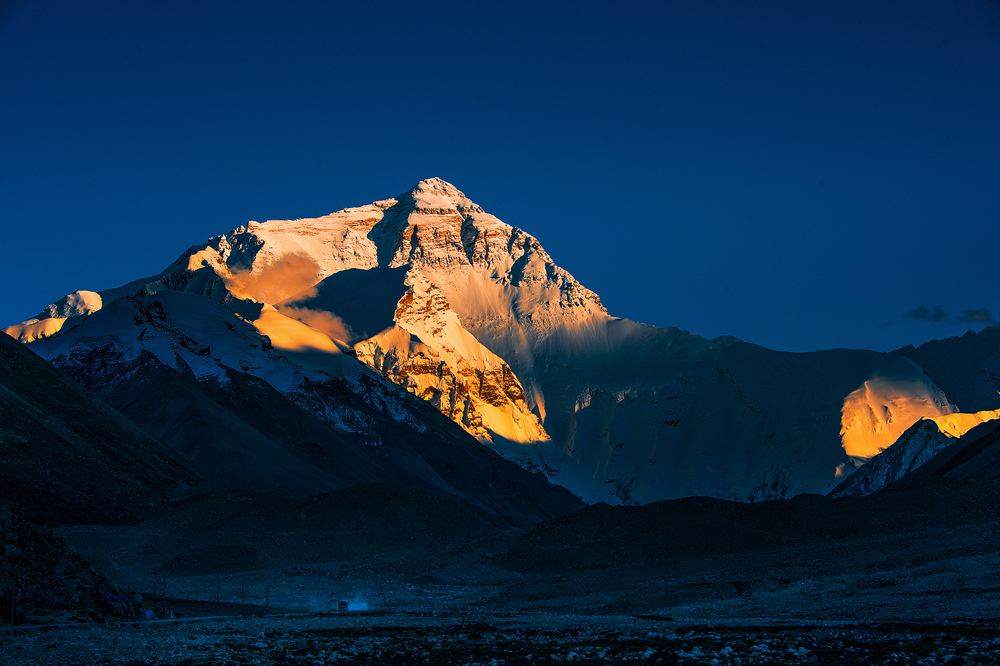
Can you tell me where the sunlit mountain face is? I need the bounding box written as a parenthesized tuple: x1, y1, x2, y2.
(7, 178, 1000, 505)
(839, 369, 956, 459)
(832, 407, 1000, 497)
(4, 290, 103, 343)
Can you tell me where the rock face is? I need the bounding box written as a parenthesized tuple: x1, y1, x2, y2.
(352, 273, 548, 443)
(8, 177, 1000, 505)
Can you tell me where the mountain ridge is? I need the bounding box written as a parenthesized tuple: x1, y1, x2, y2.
(8, 178, 1000, 505)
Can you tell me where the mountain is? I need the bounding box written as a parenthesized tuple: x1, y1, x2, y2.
(8, 178, 1000, 505)
(893, 326, 1000, 413)
(0, 505, 145, 624)
(0, 275, 582, 605)
(0, 331, 195, 525)
(0, 332, 195, 622)
(496, 470, 1000, 622)
(9, 267, 579, 527)
(901, 417, 1000, 485)
(829, 328, 1000, 497)
(831, 409, 1000, 497)
(3, 290, 103, 344)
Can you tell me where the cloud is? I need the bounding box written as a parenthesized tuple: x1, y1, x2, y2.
(906, 305, 948, 322)
(957, 308, 995, 324)
(227, 253, 321, 304)
(904, 304, 996, 325)
(276, 305, 352, 343)
(224, 252, 355, 344)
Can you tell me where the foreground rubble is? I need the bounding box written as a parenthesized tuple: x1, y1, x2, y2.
(4, 610, 1000, 665)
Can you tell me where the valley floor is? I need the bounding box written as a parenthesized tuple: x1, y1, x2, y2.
(8, 484, 1000, 663)
(6, 535, 1000, 666)
(3, 609, 1000, 664)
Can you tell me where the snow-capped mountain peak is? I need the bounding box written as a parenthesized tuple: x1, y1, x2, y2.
(8, 178, 1000, 506)
(166, 180, 610, 446)
(3, 290, 103, 343)
(404, 176, 476, 210)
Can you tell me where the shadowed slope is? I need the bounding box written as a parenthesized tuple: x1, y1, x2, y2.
(902, 418, 1000, 484)
(0, 333, 195, 525)
(894, 326, 1000, 413)
(37, 291, 582, 525)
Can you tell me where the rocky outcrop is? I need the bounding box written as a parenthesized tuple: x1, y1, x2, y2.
(0, 506, 145, 624)
(353, 274, 548, 443)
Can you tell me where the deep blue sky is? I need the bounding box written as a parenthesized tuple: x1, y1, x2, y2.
(3, 1, 999, 351)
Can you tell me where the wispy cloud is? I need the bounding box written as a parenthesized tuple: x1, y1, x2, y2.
(904, 304, 996, 325)
(957, 308, 995, 324)
(906, 305, 948, 322)
(227, 252, 321, 304)
(276, 305, 352, 343)
(226, 253, 354, 343)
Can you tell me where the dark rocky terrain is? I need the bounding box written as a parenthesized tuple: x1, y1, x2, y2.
(1, 471, 994, 663)
(6, 611, 1000, 664)
(0, 506, 143, 626)
(0, 333, 195, 525)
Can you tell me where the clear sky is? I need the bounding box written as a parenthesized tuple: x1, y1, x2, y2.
(2, 0, 998, 351)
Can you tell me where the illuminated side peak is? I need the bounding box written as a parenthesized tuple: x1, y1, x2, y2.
(926, 409, 1000, 439)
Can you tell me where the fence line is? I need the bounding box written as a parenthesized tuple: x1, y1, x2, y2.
(142, 575, 283, 614)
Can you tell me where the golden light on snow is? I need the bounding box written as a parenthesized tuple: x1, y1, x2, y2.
(532, 388, 547, 424)
(926, 410, 1000, 439)
(3, 290, 103, 344)
(840, 374, 956, 458)
(3, 317, 68, 343)
(478, 402, 547, 444)
(276, 306, 351, 346)
(252, 306, 341, 353)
